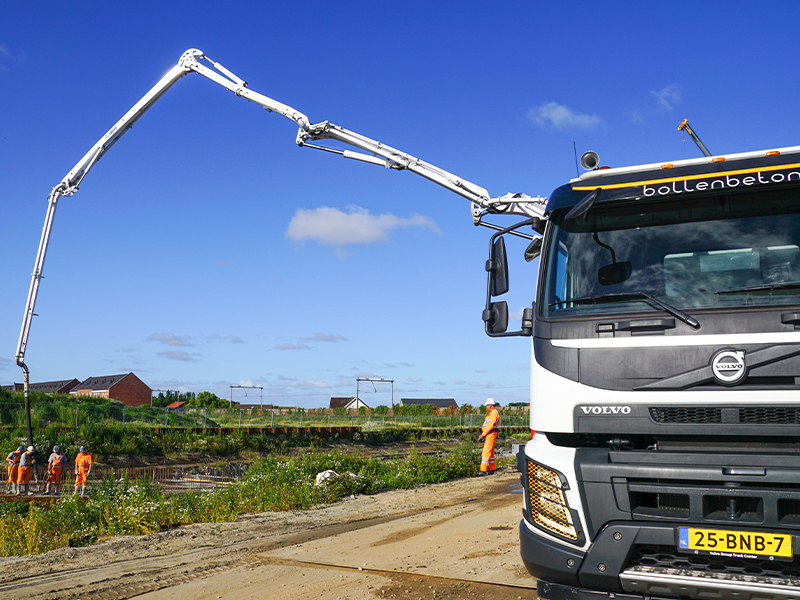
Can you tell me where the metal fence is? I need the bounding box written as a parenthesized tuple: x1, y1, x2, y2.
(0, 403, 529, 431)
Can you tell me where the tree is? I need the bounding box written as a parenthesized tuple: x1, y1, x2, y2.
(152, 390, 196, 407)
(189, 391, 229, 408)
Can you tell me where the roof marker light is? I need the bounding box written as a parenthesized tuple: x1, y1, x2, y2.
(661, 164, 673, 169)
(712, 157, 726, 163)
(767, 151, 781, 157)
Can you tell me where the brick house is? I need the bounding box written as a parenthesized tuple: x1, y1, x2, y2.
(71, 373, 152, 407)
(2, 379, 80, 394)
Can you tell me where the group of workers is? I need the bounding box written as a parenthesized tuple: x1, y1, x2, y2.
(5, 444, 93, 497)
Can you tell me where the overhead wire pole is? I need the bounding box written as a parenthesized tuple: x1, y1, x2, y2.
(229, 384, 263, 408)
(356, 377, 394, 408)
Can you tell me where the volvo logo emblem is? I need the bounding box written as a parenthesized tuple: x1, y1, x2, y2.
(711, 350, 746, 385)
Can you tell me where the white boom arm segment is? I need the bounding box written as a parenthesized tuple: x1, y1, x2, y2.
(16, 48, 546, 372)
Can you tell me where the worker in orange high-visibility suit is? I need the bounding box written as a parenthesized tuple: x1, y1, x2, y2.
(477, 398, 500, 476)
(5, 446, 23, 495)
(17, 446, 36, 495)
(45, 445, 67, 495)
(74, 446, 93, 497)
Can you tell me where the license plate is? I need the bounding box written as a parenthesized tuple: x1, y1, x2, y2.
(678, 527, 793, 560)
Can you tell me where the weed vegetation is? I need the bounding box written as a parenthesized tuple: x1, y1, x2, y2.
(0, 445, 480, 556)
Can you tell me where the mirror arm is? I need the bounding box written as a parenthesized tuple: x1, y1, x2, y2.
(475, 219, 536, 240)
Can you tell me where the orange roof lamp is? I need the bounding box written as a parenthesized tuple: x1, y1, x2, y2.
(678, 119, 712, 158)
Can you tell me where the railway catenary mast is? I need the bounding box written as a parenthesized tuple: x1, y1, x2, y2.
(16, 49, 800, 599)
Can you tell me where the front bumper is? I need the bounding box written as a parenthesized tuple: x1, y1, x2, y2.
(523, 520, 800, 600)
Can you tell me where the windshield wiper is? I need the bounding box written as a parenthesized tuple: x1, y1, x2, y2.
(550, 292, 700, 329)
(715, 281, 800, 295)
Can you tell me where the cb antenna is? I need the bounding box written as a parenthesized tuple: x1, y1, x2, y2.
(678, 119, 712, 157)
(573, 142, 579, 177)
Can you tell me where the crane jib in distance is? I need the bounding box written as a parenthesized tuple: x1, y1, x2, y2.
(15, 48, 546, 440)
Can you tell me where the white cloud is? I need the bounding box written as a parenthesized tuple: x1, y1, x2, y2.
(304, 332, 349, 343)
(208, 333, 245, 344)
(452, 378, 492, 388)
(528, 102, 603, 131)
(274, 342, 312, 351)
(148, 332, 194, 347)
(285, 205, 441, 247)
(510, 306, 528, 322)
(406, 376, 422, 383)
(651, 84, 682, 111)
(158, 350, 201, 362)
(149, 378, 196, 392)
(276, 375, 330, 389)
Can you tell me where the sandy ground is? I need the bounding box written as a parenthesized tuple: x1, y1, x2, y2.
(0, 468, 539, 600)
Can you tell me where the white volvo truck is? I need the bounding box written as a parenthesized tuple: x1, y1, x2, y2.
(15, 50, 800, 599)
(519, 144, 800, 600)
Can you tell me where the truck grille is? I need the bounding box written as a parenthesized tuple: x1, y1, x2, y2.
(620, 544, 800, 600)
(650, 406, 800, 425)
(650, 407, 722, 424)
(627, 544, 800, 579)
(741, 407, 800, 424)
(627, 480, 800, 528)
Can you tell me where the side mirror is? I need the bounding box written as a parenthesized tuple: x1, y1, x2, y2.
(486, 236, 509, 296)
(483, 301, 509, 334)
(482, 219, 537, 338)
(524, 237, 542, 262)
(521, 306, 534, 336)
(598, 261, 632, 286)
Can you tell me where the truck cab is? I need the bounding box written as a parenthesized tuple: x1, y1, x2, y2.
(517, 147, 800, 600)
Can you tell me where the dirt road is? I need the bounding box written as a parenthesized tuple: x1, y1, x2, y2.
(0, 469, 538, 600)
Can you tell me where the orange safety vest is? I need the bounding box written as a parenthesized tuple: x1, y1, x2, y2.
(7, 451, 21, 465)
(52, 453, 64, 469)
(481, 409, 500, 437)
(76, 452, 93, 469)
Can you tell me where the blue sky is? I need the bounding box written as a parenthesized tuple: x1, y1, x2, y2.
(2, 2, 799, 408)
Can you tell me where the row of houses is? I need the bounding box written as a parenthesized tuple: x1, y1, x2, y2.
(2, 373, 152, 407)
(2, 377, 459, 411)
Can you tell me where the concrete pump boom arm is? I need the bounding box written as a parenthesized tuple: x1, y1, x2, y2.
(16, 48, 545, 374)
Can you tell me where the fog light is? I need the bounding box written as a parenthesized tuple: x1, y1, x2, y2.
(526, 461, 578, 541)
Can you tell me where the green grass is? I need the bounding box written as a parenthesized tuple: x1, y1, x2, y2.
(0, 444, 481, 556)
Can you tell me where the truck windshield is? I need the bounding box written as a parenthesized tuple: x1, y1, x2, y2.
(541, 187, 800, 318)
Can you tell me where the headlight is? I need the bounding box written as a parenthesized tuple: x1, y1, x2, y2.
(526, 460, 580, 542)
